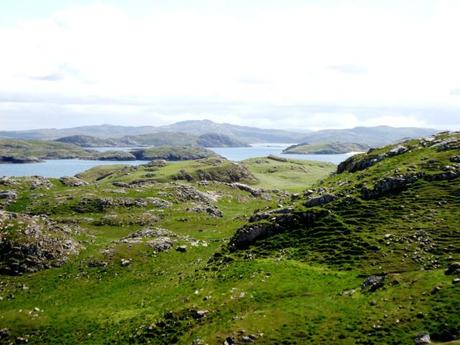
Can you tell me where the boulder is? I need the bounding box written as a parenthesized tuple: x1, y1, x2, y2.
(147, 197, 172, 208)
(386, 145, 409, 157)
(176, 245, 187, 253)
(0, 211, 80, 275)
(337, 154, 385, 174)
(187, 203, 223, 217)
(60, 176, 89, 187)
(445, 262, 460, 275)
(174, 185, 216, 204)
(230, 183, 271, 200)
(361, 275, 385, 292)
(0, 190, 17, 202)
(305, 194, 336, 207)
(362, 174, 420, 199)
(414, 333, 431, 345)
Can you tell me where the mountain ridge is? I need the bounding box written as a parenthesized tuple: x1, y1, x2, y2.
(0, 120, 438, 146)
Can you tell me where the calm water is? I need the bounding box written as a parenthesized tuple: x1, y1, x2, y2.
(0, 145, 358, 178)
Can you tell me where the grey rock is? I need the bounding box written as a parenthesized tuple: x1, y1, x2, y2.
(362, 174, 420, 199)
(0, 190, 17, 201)
(230, 183, 271, 200)
(120, 258, 131, 267)
(387, 145, 409, 157)
(414, 333, 431, 344)
(445, 262, 460, 275)
(305, 193, 336, 207)
(176, 245, 187, 253)
(59, 176, 88, 187)
(361, 275, 385, 292)
(187, 203, 223, 217)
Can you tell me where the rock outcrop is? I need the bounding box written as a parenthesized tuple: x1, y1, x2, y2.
(0, 211, 80, 275)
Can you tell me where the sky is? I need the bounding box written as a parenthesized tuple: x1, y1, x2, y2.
(0, 0, 459, 131)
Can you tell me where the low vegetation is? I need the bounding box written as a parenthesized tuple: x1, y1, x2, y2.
(0, 131, 458, 345)
(283, 142, 370, 154)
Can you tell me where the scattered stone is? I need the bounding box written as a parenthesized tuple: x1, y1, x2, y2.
(174, 185, 216, 204)
(362, 174, 420, 199)
(112, 181, 130, 188)
(187, 203, 223, 217)
(191, 310, 209, 319)
(59, 176, 88, 187)
(146, 197, 171, 209)
(414, 333, 431, 344)
(337, 154, 385, 173)
(15, 336, 29, 344)
(148, 237, 173, 252)
(445, 262, 460, 275)
(361, 275, 385, 292)
(224, 337, 236, 345)
(305, 193, 336, 207)
(176, 245, 187, 253)
(387, 145, 408, 157)
(0, 328, 10, 339)
(30, 176, 53, 189)
(430, 286, 441, 294)
(0, 211, 80, 275)
(249, 207, 294, 222)
(0, 190, 17, 202)
(120, 259, 131, 267)
(230, 183, 271, 200)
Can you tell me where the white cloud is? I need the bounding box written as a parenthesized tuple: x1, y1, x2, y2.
(0, 1, 460, 130)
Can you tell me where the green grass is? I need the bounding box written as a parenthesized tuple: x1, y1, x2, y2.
(242, 156, 336, 192)
(0, 133, 459, 345)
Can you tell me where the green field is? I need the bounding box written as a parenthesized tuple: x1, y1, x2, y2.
(0, 133, 459, 345)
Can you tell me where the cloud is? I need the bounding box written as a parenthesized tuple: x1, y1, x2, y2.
(327, 64, 368, 75)
(30, 72, 64, 81)
(451, 88, 460, 95)
(0, 2, 460, 130)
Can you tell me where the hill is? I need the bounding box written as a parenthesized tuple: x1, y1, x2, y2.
(0, 120, 306, 143)
(55, 132, 249, 148)
(55, 135, 119, 147)
(1, 122, 438, 147)
(283, 142, 370, 154)
(157, 120, 307, 143)
(131, 146, 217, 161)
(0, 132, 458, 344)
(299, 125, 437, 147)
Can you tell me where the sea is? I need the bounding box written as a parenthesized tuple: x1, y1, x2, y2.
(0, 144, 358, 178)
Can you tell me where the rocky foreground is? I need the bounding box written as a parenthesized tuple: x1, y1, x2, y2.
(0, 133, 458, 345)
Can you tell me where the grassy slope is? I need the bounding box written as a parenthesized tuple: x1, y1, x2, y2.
(282, 142, 369, 154)
(242, 157, 336, 192)
(0, 134, 459, 345)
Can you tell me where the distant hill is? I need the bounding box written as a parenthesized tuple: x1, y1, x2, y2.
(0, 120, 306, 143)
(157, 120, 307, 143)
(299, 126, 437, 147)
(196, 133, 249, 147)
(283, 142, 370, 154)
(55, 135, 118, 147)
(0, 121, 438, 146)
(0, 125, 159, 140)
(54, 132, 249, 148)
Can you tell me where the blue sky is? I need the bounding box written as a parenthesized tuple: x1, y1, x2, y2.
(0, 0, 459, 130)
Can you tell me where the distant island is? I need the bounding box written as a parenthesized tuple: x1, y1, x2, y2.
(0, 139, 217, 163)
(283, 142, 370, 154)
(55, 132, 249, 148)
(0, 121, 441, 163)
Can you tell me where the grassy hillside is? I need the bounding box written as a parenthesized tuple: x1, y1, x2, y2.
(0, 139, 95, 162)
(299, 126, 437, 147)
(242, 156, 335, 192)
(0, 132, 458, 344)
(282, 142, 370, 154)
